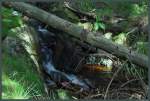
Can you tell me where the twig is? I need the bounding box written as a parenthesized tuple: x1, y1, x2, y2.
(74, 57, 85, 72)
(125, 54, 148, 98)
(129, 61, 148, 96)
(120, 78, 142, 88)
(104, 60, 128, 99)
(85, 93, 104, 99)
(64, 2, 96, 19)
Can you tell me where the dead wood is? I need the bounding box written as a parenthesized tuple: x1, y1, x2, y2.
(3, 2, 148, 69)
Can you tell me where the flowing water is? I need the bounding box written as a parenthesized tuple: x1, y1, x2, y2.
(30, 19, 92, 92)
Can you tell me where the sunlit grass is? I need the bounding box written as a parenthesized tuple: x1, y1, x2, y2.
(2, 74, 29, 99)
(2, 48, 44, 99)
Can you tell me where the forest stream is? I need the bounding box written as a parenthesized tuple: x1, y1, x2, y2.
(30, 19, 95, 97)
(2, 1, 148, 99)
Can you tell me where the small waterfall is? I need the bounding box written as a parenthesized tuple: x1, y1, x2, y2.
(30, 20, 92, 91)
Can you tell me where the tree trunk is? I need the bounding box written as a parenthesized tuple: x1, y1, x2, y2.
(3, 2, 148, 69)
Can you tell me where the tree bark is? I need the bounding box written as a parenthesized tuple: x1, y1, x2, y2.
(3, 2, 148, 69)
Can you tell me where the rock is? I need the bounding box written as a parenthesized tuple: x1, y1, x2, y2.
(2, 36, 23, 56)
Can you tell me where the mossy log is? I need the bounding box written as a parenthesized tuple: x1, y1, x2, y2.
(3, 2, 148, 69)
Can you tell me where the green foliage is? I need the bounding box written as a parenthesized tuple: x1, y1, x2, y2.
(56, 89, 72, 100)
(113, 2, 133, 17)
(75, 0, 94, 12)
(93, 16, 106, 31)
(95, 7, 113, 18)
(113, 33, 127, 45)
(122, 62, 147, 79)
(135, 41, 148, 55)
(2, 50, 44, 99)
(2, 7, 23, 38)
(2, 74, 30, 99)
(43, 89, 73, 100)
(93, 22, 105, 31)
(112, 2, 147, 19)
(2, 7, 44, 99)
(129, 2, 148, 19)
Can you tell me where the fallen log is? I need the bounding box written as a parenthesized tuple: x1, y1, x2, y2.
(3, 2, 148, 68)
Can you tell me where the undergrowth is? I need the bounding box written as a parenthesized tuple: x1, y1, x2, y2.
(2, 6, 45, 99)
(2, 45, 44, 99)
(2, 1, 148, 99)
